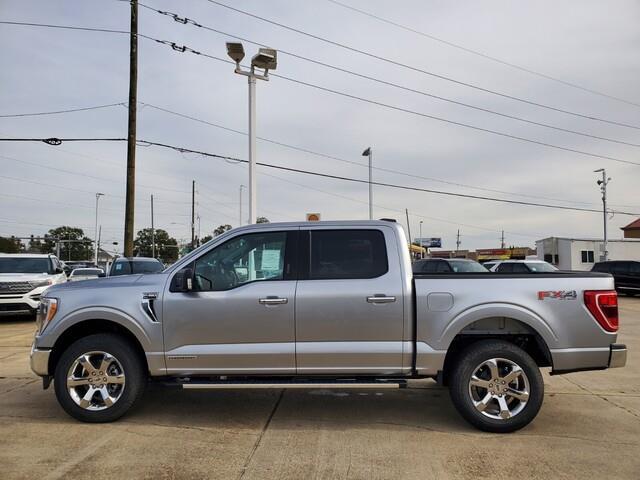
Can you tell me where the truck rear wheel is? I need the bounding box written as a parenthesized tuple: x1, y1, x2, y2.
(53, 333, 146, 422)
(449, 340, 543, 433)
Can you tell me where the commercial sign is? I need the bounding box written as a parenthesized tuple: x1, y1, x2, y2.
(415, 237, 442, 248)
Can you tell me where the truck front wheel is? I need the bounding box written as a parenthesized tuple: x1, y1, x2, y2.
(449, 340, 544, 433)
(53, 333, 146, 422)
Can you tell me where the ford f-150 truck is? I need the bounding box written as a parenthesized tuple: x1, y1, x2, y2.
(30, 220, 627, 432)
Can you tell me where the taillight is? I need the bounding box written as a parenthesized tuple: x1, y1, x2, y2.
(584, 290, 618, 332)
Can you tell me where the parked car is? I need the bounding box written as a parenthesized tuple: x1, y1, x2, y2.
(30, 220, 626, 432)
(490, 260, 558, 273)
(62, 261, 98, 276)
(413, 258, 489, 273)
(592, 260, 640, 295)
(108, 257, 164, 277)
(68, 268, 105, 282)
(0, 253, 67, 316)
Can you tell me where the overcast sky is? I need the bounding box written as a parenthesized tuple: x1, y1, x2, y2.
(1, 0, 639, 253)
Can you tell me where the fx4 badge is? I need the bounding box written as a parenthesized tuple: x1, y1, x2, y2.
(538, 290, 577, 301)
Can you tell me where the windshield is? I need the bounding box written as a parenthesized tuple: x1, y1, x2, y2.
(528, 262, 558, 272)
(0, 257, 53, 274)
(110, 259, 164, 276)
(448, 260, 488, 273)
(72, 269, 103, 276)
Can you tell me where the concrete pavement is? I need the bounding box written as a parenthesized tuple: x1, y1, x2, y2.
(1, 298, 639, 479)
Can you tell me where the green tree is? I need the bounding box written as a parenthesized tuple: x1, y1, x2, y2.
(0, 236, 23, 253)
(43, 226, 93, 261)
(214, 224, 233, 237)
(201, 235, 213, 244)
(133, 228, 178, 264)
(256, 217, 270, 224)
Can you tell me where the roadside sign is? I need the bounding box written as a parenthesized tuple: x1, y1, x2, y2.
(306, 213, 321, 221)
(415, 237, 442, 248)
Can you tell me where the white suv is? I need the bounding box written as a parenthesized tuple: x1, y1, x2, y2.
(0, 254, 67, 317)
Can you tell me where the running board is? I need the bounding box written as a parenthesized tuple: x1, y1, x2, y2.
(181, 380, 405, 390)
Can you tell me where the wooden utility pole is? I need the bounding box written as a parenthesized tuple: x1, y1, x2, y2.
(501, 230, 505, 249)
(456, 229, 461, 252)
(151, 194, 155, 258)
(405, 208, 412, 256)
(123, 0, 138, 257)
(191, 180, 196, 249)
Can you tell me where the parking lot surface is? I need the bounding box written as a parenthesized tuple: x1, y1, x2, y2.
(1, 298, 639, 479)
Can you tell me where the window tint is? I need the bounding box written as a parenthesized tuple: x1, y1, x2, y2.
(435, 261, 452, 273)
(413, 260, 434, 273)
(496, 263, 513, 273)
(0, 257, 53, 274)
(309, 230, 387, 280)
(630, 262, 640, 274)
(611, 262, 630, 274)
(448, 260, 488, 273)
(194, 231, 287, 291)
(512, 263, 530, 273)
(527, 262, 557, 272)
(592, 263, 609, 273)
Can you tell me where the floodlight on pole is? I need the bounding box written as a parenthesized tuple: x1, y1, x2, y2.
(594, 168, 611, 262)
(226, 42, 278, 224)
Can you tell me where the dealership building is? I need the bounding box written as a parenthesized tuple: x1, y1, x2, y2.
(535, 237, 640, 271)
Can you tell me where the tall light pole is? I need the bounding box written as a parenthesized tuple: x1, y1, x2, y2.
(226, 42, 278, 224)
(150, 194, 155, 259)
(239, 184, 245, 227)
(419, 220, 423, 259)
(594, 168, 611, 261)
(94, 193, 104, 264)
(362, 147, 373, 220)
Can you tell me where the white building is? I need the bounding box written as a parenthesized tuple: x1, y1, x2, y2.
(535, 237, 640, 271)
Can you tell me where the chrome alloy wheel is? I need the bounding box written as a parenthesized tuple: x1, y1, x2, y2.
(66, 351, 125, 411)
(468, 357, 530, 420)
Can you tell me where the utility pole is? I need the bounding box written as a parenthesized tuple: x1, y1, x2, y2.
(419, 221, 423, 259)
(94, 192, 104, 265)
(456, 229, 461, 252)
(150, 194, 155, 258)
(239, 184, 245, 227)
(123, 0, 138, 257)
(191, 180, 196, 249)
(595, 168, 611, 261)
(362, 147, 373, 220)
(405, 208, 413, 259)
(500, 230, 505, 249)
(97, 226, 102, 265)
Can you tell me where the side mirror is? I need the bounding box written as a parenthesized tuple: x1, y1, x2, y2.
(171, 267, 194, 292)
(98, 272, 106, 278)
(55, 267, 64, 274)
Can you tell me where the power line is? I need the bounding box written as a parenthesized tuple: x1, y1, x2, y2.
(143, 5, 640, 147)
(204, 0, 640, 130)
(142, 102, 639, 209)
(325, 0, 640, 109)
(131, 39, 640, 167)
(4, 136, 639, 214)
(0, 102, 126, 118)
(137, 140, 640, 216)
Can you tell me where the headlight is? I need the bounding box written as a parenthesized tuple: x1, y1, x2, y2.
(36, 298, 58, 334)
(30, 279, 53, 289)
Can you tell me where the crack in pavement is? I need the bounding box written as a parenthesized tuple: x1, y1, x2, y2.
(563, 376, 640, 420)
(238, 389, 284, 480)
(121, 420, 257, 437)
(0, 378, 38, 396)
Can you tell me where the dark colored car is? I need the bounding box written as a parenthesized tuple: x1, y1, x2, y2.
(413, 258, 489, 274)
(108, 257, 165, 277)
(592, 260, 640, 295)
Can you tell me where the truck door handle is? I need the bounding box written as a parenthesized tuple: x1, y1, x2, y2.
(367, 295, 396, 304)
(259, 296, 288, 305)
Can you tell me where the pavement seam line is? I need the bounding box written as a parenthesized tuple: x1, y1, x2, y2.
(238, 389, 285, 480)
(562, 375, 640, 420)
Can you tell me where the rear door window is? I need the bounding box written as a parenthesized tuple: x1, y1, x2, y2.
(435, 261, 452, 273)
(611, 262, 630, 274)
(308, 230, 388, 280)
(496, 263, 513, 273)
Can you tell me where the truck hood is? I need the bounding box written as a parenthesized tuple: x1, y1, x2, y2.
(0, 273, 54, 282)
(45, 274, 145, 293)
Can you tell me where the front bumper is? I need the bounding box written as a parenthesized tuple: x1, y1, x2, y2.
(30, 342, 51, 376)
(609, 344, 627, 368)
(0, 286, 49, 316)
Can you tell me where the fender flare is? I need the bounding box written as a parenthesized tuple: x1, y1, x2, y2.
(438, 302, 558, 351)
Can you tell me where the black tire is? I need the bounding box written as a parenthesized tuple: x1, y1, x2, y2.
(449, 340, 544, 433)
(54, 333, 146, 422)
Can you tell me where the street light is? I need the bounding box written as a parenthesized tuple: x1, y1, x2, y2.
(226, 42, 278, 224)
(594, 168, 611, 262)
(419, 220, 424, 259)
(94, 193, 104, 264)
(362, 147, 373, 220)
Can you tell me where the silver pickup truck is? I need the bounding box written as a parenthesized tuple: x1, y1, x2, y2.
(30, 220, 627, 432)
